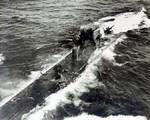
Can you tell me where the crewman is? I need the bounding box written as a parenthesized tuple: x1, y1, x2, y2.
(104, 25, 114, 34)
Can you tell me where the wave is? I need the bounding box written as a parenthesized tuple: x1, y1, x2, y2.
(22, 8, 150, 120)
(0, 51, 70, 107)
(64, 113, 147, 120)
(21, 33, 126, 120)
(95, 7, 150, 37)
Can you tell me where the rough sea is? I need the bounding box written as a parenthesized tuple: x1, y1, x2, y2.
(0, 0, 150, 120)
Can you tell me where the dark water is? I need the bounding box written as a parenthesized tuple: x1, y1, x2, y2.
(0, 0, 108, 102)
(0, 0, 143, 103)
(0, 0, 150, 119)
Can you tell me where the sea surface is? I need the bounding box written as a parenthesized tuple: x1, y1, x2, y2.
(0, 0, 150, 120)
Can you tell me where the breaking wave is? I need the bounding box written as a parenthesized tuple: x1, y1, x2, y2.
(22, 8, 150, 120)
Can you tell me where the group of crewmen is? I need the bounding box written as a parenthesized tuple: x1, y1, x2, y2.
(72, 24, 113, 61)
(73, 24, 113, 48)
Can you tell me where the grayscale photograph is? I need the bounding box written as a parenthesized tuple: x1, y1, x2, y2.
(0, 0, 150, 120)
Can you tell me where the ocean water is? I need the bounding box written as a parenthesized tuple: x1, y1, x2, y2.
(22, 4, 150, 120)
(0, 0, 150, 120)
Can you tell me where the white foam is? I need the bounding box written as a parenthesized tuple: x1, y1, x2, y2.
(90, 7, 150, 64)
(22, 62, 104, 120)
(0, 53, 5, 65)
(64, 113, 147, 120)
(96, 7, 150, 37)
(22, 8, 150, 120)
(0, 51, 71, 107)
(22, 32, 126, 120)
